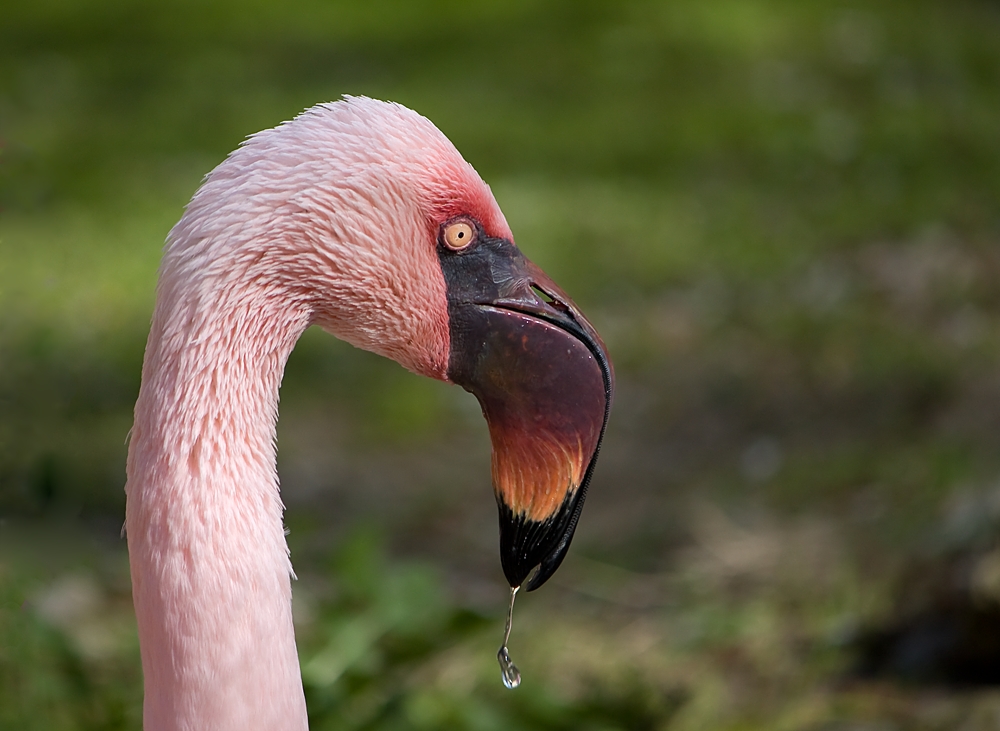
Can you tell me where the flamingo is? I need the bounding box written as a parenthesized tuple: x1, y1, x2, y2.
(125, 96, 613, 731)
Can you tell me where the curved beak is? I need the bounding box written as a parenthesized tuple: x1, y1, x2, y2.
(441, 234, 614, 591)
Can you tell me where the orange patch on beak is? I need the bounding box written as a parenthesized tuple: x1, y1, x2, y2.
(490, 428, 589, 523)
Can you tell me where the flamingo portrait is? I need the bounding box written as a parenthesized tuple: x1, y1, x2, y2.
(125, 96, 613, 731)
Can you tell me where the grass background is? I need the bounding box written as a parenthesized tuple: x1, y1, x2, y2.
(2, 0, 1000, 728)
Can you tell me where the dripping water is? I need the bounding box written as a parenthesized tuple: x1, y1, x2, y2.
(497, 585, 521, 689)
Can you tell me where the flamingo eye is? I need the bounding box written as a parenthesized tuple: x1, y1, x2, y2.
(442, 221, 476, 250)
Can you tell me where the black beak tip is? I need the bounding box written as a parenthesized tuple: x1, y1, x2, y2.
(524, 541, 572, 592)
(498, 485, 589, 591)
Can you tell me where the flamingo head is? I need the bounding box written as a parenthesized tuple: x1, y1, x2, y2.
(184, 97, 613, 591)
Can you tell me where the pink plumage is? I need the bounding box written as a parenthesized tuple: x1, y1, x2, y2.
(126, 95, 614, 731)
(126, 97, 509, 731)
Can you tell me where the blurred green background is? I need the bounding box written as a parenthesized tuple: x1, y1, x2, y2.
(3, 0, 1000, 728)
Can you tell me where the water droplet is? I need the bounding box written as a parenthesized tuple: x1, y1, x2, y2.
(497, 585, 521, 689)
(498, 644, 521, 689)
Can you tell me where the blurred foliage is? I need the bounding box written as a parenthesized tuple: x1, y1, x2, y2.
(0, 537, 142, 731)
(298, 529, 685, 731)
(2, 0, 1000, 728)
(10, 518, 1000, 730)
(0, 529, 688, 731)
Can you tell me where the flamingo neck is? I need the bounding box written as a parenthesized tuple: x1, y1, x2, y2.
(126, 270, 311, 731)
